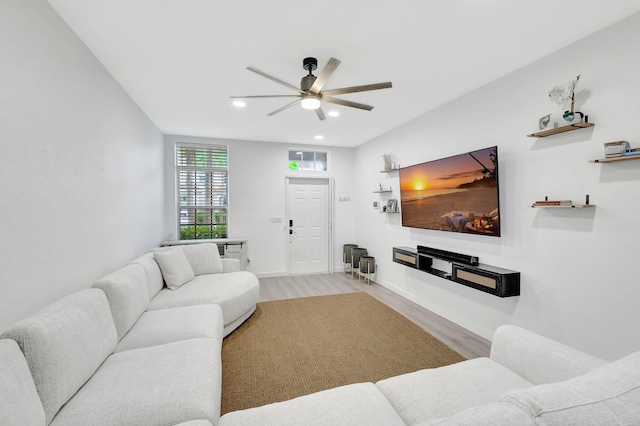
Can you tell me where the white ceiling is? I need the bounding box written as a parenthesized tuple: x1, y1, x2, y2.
(47, 0, 640, 148)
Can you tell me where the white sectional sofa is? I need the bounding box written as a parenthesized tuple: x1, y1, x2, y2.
(0, 243, 259, 426)
(218, 324, 640, 426)
(3, 240, 640, 425)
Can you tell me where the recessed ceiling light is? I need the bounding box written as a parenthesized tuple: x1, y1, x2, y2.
(232, 100, 246, 108)
(327, 111, 340, 117)
(314, 135, 324, 140)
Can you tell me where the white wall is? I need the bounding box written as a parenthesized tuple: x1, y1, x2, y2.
(163, 135, 356, 277)
(354, 12, 640, 361)
(0, 0, 165, 332)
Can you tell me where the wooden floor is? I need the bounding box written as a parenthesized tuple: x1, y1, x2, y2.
(259, 272, 491, 359)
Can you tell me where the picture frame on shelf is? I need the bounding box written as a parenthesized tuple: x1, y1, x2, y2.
(539, 114, 551, 131)
(386, 199, 397, 213)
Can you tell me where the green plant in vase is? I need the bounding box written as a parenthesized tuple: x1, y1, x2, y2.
(548, 75, 581, 122)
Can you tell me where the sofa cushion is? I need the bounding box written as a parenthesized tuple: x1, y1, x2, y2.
(154, 248, 195, 290)
(0, 289, 117, 424)
(181, 243, 223, 275)
(218, 382, 405, 426)
(0, 339, 45, 426)
(50, 338, 221, 426)
(115, 304, 224, 352)
(502, 351, 640, 425)
(92, 263, 149, 341)
(130, 253, 165, 300)
(376, 357, 532, 425)
(416, 402, 533, 426)
(147, 271, 259, 329)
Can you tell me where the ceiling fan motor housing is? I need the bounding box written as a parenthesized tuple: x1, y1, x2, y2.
(301, 74, 317, 91)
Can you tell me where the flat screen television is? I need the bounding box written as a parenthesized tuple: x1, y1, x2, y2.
(399, 146, 500, 237)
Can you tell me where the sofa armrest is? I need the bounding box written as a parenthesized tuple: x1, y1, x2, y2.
(490, 324, 606, 385)
(221, 258, 241, 273)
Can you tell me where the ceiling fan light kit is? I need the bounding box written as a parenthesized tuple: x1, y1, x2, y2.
(301, 94, 321, 110)
(231, 57, 392, 120)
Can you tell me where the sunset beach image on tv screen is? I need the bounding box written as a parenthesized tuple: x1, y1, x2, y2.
(399, 146, 500, 237)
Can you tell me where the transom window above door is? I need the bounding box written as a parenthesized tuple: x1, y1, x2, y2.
(288, 150, 328, 171)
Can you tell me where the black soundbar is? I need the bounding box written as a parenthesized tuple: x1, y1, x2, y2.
(417, 245, 479, 266)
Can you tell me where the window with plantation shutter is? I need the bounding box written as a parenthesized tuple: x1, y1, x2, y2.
(176, 143, 228, 239)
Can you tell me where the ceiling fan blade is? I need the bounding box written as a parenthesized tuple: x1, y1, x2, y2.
(230, 95, 300, 99)
(309, 57, 341, 94)
(267, 99, 301, 116)
(247, 67, 304, 94)
(321, 82, 392, 96)
(315, 107, 326, 121)
(323, 96, 374, 111)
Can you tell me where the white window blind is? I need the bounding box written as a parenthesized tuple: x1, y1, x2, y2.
(176, 143, 228, 239)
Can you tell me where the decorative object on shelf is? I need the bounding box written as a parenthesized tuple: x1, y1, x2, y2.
(604, 140, 630, 158)
(548, 74, 584, 122)
(538, 114, 553, 131)
(590, 155, 640, 163)
(373, 183, 392, 193)
(381, 152, 395, 171)
(531, 195, 593, 208)
(532, 199, 573, 207)
(386, 199, 398, 213)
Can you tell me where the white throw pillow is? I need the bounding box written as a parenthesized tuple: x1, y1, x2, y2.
(501, 351, 640, 425)
(181, 243, 223, 275)
(154, 249, 195, 290)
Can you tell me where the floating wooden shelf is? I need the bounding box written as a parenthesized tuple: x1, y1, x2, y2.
(531, 204, 595, 209)
(527, 122, 594, 138)
(373, 190, 392, 193)
(590, 155, 640, 163)
(380, 168, 399, 173)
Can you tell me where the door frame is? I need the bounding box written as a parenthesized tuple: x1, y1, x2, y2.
(285, 176, 334, 275)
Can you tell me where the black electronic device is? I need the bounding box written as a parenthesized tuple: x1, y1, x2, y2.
(417, 245, 478, 265)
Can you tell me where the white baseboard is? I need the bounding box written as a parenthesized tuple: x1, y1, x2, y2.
(254, 271, 287, 278)
(375, 278, 495, 342)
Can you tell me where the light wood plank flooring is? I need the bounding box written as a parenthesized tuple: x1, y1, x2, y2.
(259, 272, 491, 359)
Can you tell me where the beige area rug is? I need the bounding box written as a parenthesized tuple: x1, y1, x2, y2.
(221, 292, 466, 414)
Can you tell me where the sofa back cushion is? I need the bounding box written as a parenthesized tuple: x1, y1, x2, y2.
(153, 244, 224, 276)
(502, 351, 640, 425)
(154, 248, 195, 290)
(181, 243, 223, 275)
(92, 263, 149, 341)
(130, 253, 165, 300)
(490, 325, 606, 385)
(0, 289, 117, 424)
(0, 339, 45, 426)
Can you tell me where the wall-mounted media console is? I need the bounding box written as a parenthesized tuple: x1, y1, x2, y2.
(392, 246, 520, 297)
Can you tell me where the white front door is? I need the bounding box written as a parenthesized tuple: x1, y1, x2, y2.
(286, 177, 331, 275)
